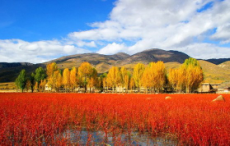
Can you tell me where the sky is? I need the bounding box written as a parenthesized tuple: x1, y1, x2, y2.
(0, 0, 230, 63)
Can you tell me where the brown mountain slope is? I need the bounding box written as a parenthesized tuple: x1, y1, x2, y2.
(218, 61, 230, 70)
(198, 60, 230, 83)
(50, 48, 189, 73)
(121, 49, 189, 65)
(49, 52, 130, 70)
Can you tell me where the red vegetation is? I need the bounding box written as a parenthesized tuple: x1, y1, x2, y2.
(0, 93, 230, 145)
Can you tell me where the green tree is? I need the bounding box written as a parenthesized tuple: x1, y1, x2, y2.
(30, 72, 35, 93)
(88, 68, 98, 93)
(34, 67, 46, 92)
(15, 69, 26, 92)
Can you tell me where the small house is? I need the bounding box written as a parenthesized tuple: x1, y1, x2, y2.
(45, 83, 51, 91)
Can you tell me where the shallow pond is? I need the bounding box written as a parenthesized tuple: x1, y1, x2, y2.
(60, 130, 177, 146)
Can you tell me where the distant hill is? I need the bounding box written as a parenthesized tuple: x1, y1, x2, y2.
(205, 58, 230, 65)
(0, 63, 45, 82)
(198, 60, 230, 83)
(0, 62, 33, 69)
(218, 61, 230, 70)
(50, 48, 190, 72)
(121, 49, 189, 65)
(0, 48, 230, 84)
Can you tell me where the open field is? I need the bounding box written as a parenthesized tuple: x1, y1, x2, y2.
(0, 93, 230, 145)
(0, 82, 16, 91)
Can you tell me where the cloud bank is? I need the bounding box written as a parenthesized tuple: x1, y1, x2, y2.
(1, 0, 230, 63)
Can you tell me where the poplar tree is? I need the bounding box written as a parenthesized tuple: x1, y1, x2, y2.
(133, 63, 145, 92)
(78, 62, 93, 92)
(169, 58, 203, 93)
(106, 66, 121, 92)
(34, 67, 46, 91)
(70, 67, 77, 91)
(46, 62, 58, 91)
(15, 69, 26, 92)
(62, 68, 70, 92)
(183, 58, 203, 93)
(88, 68, 98, 92)
(30, 72, 35, 93)
(120, 67, 129, 92)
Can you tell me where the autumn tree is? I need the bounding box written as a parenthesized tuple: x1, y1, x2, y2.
(141, 61, 166, 93)
(46, 62, 58, 91)
(78, 62, 93, 92)
(141, 66, 151, 93)
(120, 67, 130, 93)
(54, 70, 62, 92)
(62, 68, 70, 92)
(154, 61, 166, 92)
(39, 79, 47, 92)
(106, 66, 121, 92)
(183, 58, 203, 93)
(133, 63, 145, 92)
(168, 58, 203, 93)
(49, 70, 62, 92)
(129, 77, 135, 92)
(15, 69, 26, 92)
(168, 68, 179, 92)
(25, 79, 31, 92)
(70, 67, 78, 92)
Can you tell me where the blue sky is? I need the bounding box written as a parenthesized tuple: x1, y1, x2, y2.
(0, 0, 114, 41)
(0, 0, 230, 63)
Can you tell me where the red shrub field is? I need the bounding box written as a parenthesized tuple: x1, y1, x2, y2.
(0, 93, 230, 145)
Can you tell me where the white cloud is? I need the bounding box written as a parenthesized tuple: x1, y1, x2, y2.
(0, 39, 90, 63)
(97, 42, 127, 54)
(211, 23, 230, 44)
(175, 43, 230, 59)
(68, 0, 230, 58)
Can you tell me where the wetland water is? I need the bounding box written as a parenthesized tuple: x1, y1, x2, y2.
(60, 130, 177, 145)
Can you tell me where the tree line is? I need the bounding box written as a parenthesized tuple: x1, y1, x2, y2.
(15, 58, 203, 93)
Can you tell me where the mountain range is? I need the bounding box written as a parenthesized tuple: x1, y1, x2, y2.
(1, 48, 230, 83)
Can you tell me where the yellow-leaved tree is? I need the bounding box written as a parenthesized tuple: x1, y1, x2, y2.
(129, 77, 135, 93)
(120, 66, 130, 93)
(70, 67, 78, 92)
(62, 68, 70, 92)
(39, 79, 46, 92)
(53, 70, 62, 92)
(106, 66, 121, 92)
(46, 62, 58, 91)
(78, 62, 93, 92)
(133, 63, 145, 92)
(169, 58, 203, 93)
(154, 61, 166, 92)
(183, 58, 203, 93)
(141, 61, 166, 93)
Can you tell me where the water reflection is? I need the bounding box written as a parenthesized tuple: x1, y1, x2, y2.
(61, 130, 177, 146)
